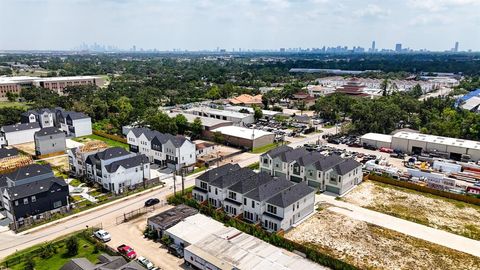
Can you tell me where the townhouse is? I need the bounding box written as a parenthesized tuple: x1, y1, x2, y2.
(85, 147, 150, 194)
(260, 146, 363, 195)
(0, 122, 41, 146)
(34, 127, 66, 156)
(0, 164, 69, 221)
(55, 109, 92, 137)
(193, 164, 315, 232)
(21, 109, 55, 128)
(67, 141, 109, 178)
(126, 127, 196, 171)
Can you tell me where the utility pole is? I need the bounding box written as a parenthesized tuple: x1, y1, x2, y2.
(173, 170, 176, 196)
(181, 166, 185, 196)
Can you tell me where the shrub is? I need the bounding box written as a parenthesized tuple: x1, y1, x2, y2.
(65, 236, 79, 256)
(39, 242, 56, 259)
(23, 256, 35, 270)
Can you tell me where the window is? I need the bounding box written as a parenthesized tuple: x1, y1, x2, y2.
(251, 200, 255, 208)
(200, 182, 208, 190)
(15, 200, 19, 206)
(293, 204, 295, 211)
(244, 198, 247, 205)
(297, 202, 299, 208)
(267, 204, 277, 214)
(264, 220, 268, 227)
(53, 201, 62, 208)
(228, 191, 236, 200)
(31, 196, 36, 202)
(263, 158, 269, 165)
(23, 198, 28, 205)
(215, 188, 218, 195)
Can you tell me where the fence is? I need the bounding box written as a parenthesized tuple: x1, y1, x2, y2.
(115, 204, 162, 225)
(10, 205, 72, 232)
(367, 173, 480, 206)
(93, 130, 127, 144)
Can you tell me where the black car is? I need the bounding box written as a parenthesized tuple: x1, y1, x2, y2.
(145, 198, 160, 207)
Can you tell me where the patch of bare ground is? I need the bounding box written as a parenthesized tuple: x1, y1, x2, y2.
(342, 181, 480, 240)
(285, 209, 480, 270)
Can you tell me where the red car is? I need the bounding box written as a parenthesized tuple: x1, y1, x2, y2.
(379, 147, 394, 153)
(117, 244, 137, 259)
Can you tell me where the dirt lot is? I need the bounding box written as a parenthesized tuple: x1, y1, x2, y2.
(13, 142, 36, 156)
(105, 205, 185, 270)
(285, 208, 480, 270)
(342, 181, 480, 240)
(40, 155, 69, 172)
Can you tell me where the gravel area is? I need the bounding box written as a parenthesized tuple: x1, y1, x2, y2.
(285, 208, 480, 270)
(342, 181, 480, 240)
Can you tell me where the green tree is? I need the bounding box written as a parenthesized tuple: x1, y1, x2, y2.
(253, 105, 263, 121)
(205, 85, 221, 100)
(24, 256, 35, 270)
(190, 117, 203, 139)
(65, 236, 79, 256)
(143, 110, 178, 134)
(174, 114, 189, 135)
(409, 84, 423, 98)
(213, 131, 224, 144)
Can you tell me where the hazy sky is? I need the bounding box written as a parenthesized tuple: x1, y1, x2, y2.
(1, 0, 479, 51)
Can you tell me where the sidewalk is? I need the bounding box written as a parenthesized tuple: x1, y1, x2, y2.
(317, 193, 480, 257)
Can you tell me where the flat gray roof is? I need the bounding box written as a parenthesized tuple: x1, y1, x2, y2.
(167, 112, 232, 128)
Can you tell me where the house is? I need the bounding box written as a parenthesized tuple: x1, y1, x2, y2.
(55, 109, 92, 137)
(126, 127, 196, 171)
(260, 146, 363, 195)
(34, 127, 66, 156)
(61, 254, 144, 270)
(85, 147, 150, 194)
(21, 109, 55, 128)
(291, 92, 317, 108)
(195, 142, 216, 157)
(0, 148, 18, 159)
(293, 114, 312, 125)
(0, 164, 69, 221)
(262, 181, 315, 232)
(192, 163, 241, 203)
(207, 168, 256, 209)
(67, 141, 109, 177)
(0, 122, 41, 145)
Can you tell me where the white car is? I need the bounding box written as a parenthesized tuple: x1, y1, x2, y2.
(137, 256, 155, 269)
(93, 229, 111, 242)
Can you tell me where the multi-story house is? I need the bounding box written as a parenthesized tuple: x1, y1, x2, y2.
(260, 146, 363, 195)
(0, 122, 41, 146)
(34, 127, 66, 156)
(127, 127, 196, 171)
(262, 182, 315, 232)
(67, 141, 109, 177)
(21, 109, 55, 128)
(207, 168, 256, 209)
(0, 164, 69, 221)
(85, 147, 150, 194)
(192, 163, 240, 203)
(55, 109, 92, 137)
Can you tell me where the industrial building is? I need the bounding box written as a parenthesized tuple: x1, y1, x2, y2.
(210, 126, 274, 150)
(167, 112, 232, 137)
(164, 214, 326, 270)
(185, 107, 254, 126)
(360, 131, 480, 161)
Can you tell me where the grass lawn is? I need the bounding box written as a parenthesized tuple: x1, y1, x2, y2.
(188, 166, 207, 176)
(73, 134, 128, 149)
(5, 235, 99, 270)
(251, 142, 289, 154)
(0, 101, 31, 109)
(69, 178, 82, 187)
(247, 162, 259, 170)
(87, 189, 102, 197)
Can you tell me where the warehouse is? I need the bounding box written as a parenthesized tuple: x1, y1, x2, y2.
(360, 131, 480, 161)
(167, 112, 232, 137)
(360, 133, 393, 148)
(209, 126, 274, 150)
(185, 107, 254, 126)
(165, 214, 326, 270)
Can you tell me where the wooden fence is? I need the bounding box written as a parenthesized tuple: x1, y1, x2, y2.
(93, 130, 127, 144)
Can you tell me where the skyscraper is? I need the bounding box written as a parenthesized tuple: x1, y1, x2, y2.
(395, 43, 402, 52)
(371, 41, 376, 52)
(454, 42, 459, 52)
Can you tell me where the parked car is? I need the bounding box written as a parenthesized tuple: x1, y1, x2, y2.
(117, 244, 137, 259)
(379, 147, 394, 153)
(145, 198, 160, 207)
(93, 230, 111, 242)
(168, 243, 184, 258)
(363, 144, 377, 150)
(137, 256, 155, 270)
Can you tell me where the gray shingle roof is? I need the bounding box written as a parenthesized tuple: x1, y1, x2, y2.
(2, 122, 40, 133)
(105, 154, 149, 173)
(130, 127, 188, 147)
(66, 111, 90, 120)
(1, 164, 53, 182)
(197, 164, 241, 183)
(0, 148, 18, 159)
(262, 145, 292, 159)
(244, 177, 293, 202)
(266, 181, 314, 208)
(297, 152, 325, 166)
(227, 171, 274, 194)
(95, 147, 131, 161)
(209, 168, 256, 189)
(34, 127, 64, 137)
(278, 147, 310, 162)
(6, 176, 67, 199)
(314, 154, 345, 171)
(334, 158, 362, 175)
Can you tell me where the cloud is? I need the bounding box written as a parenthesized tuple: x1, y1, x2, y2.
(407, 0, 480, 11)
(409, 14, 452, 26)
(354, 4, 390, 19)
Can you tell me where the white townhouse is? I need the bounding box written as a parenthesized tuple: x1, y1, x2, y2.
(0, 122, 41, 145)
(127, 127, 196, 171)
(192, 163, 241, 203)
(21, 109, 55, 128)
(262, 181, 315, 232)
(55, 109, 92, 137)
(67, 141, 109, 177)
(85, 147, 150, 194)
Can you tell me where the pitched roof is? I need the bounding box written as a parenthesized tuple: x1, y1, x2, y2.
(314, 154, 345, 171)
(2, 122, 40, 133)
(262, 145, 292, 158)
(278, 147, 310, 162)
(333, 158, 362, 175)
(197, 164, 241, 183)
(6, 177, 67, 199)
(297, 152, 325, 166)
(0, 148, 18, 159)
(105, 154, 149, 173)
(94, 147, 131, 161)
(130, 127, 188, 147)
(266, 181, 314, 208)
(210, 168, 256, 189)
(65, 111, 90, 120)
(227, 171, 274, 194)
(1, 164, 52, 182)
(35, 127, 64, 137)
(244, 177, 293, 202)
(60, 254, 143, 270)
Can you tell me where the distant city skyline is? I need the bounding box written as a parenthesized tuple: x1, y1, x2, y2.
(0, 0, 479, 51)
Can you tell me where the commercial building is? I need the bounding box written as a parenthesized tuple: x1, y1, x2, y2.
(167, 112, 232, 137)
(0, 164, 69, 221)
(147, 204, 198, 238)
(0, 122, 41, 146)
(185, 107, 254, 126)
(260, 146, 363, 195)
(223, 105, 281, 119)
(85, 147, 150, 194)
(360, 131, 480, 161)
(164, 214, 325, 270)
(126, 127, 196, 170)
(360, 133, 393, 148)
(455, 88, 480, 113)
(34, 127, 66, 156)
(210, 126, 275, 150)
(228, 94, 263, 106)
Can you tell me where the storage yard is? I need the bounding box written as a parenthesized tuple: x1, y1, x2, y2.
(341, 181, 480, 240)
(285, 207, 480, 270)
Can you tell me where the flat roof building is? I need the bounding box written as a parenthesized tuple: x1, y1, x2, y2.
(210, 126, 275, 150)
(185, 107, 254, 126)
(147, 204, 198, 238)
